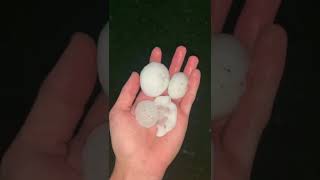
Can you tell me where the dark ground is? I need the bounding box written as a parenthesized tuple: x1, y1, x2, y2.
(1, 0, 319, 179)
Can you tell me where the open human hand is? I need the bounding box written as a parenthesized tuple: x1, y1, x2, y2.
(1, 33, 106, 180)
(212, 0, 287, 179)
(109, 46, 201, 180)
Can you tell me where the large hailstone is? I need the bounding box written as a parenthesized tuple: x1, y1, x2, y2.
(140, 62, 170, 97)
(154, 96, 177, 137)
(135, 96, 177, 137)
(97, 23, 109, 95)
(212, 33, 249, 119)
(168, 72, 189, 99)
(135, 100, 159, 128)
(82, 123, 109, 180)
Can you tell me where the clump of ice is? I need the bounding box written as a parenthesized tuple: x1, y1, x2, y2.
(154, 96, 177, 137)
(135, 100, 159, 128)
(212, 33, 249, 119)
(168, 72, 189, 99)
(135, 96, 177, 137)
(97, 23, 109, 95)
(140, 62, 170, 97)
(137, 61, 190, 136)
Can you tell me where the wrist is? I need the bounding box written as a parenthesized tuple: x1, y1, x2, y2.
(110, 159, 165, 180)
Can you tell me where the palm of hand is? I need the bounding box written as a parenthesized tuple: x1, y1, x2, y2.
(1, 34, 107, 180)
(109, 46, 201, 176)
(2, 147, 81, 180)
(110, 102, 188, 171)
(212, 0, 287, 179)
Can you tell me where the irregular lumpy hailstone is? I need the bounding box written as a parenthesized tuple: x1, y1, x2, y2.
(212, 33, 249, 118)
(135, 96, 177, 137)
(135, 100, 159, 128)
(140, 62, 170, 97)
(154, 96, 177, 137)
(168, 72, 189, 99)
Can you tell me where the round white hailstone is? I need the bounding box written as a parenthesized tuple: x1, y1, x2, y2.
(82, 123, 109, 180)
(97, 23, 109, 95)
(168, 72, 189, 99)
(140, 62, 170, 97)
(212, 33, 249, 119)
(154, 96, 177, 137)
(135, 100, 159, 128)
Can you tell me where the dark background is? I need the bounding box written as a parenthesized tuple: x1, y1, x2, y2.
(1, 0, 319, 179)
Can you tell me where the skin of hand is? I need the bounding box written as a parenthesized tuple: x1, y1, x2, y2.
(212, 0, 287, 179)
(0, 33, 107, 180)
(109, 46, 201, 180)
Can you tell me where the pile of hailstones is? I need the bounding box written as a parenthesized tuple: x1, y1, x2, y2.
(135, 62, 189, 137)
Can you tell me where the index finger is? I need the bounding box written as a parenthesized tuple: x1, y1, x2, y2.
(150, 47, 162, 63)
(234, 0, 282, 52)
(212, 0, 233, 33)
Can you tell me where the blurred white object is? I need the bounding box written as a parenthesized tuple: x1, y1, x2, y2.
(97, 23, 109, 95)
(212, 33, 249, 118)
